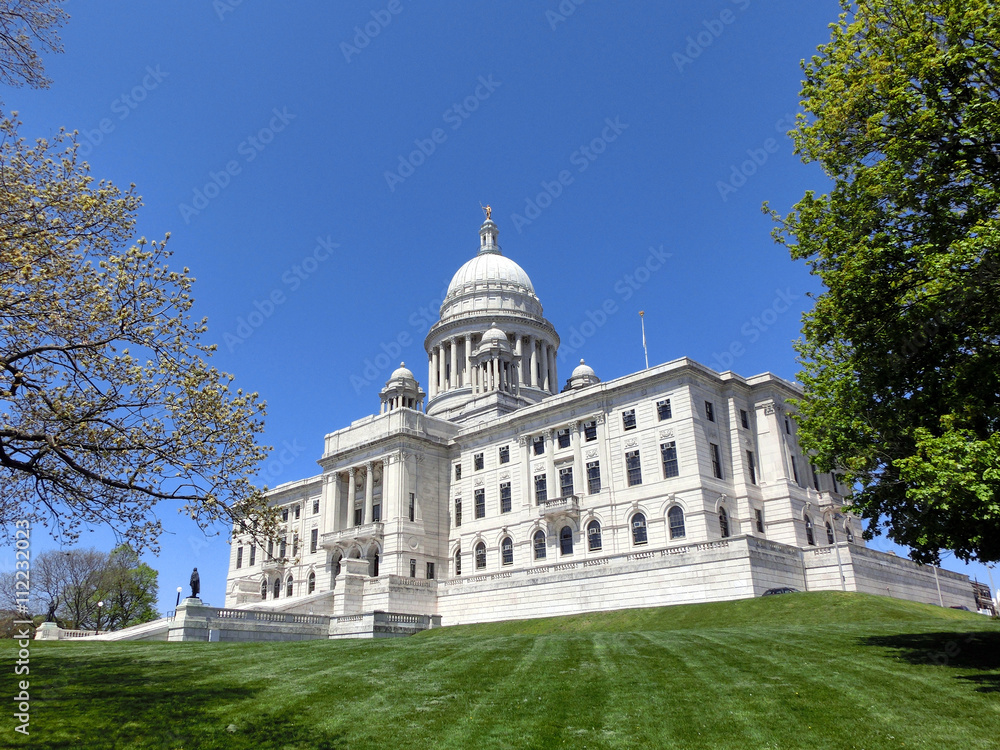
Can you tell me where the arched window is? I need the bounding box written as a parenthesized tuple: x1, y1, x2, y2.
(825, 522, 835, 545)
(475, 542, 486, 570)
(559, 526, 574, 555)
(668, 506, 686, 539)
(372, 552, 380, 577)
(587, 520, 602, 551)
(805, 515, 815, 545)
(501, 537, 513, 566)
(533, 530, 547, 560)
(273, 578, 281, 599)
(286, 575, 294, 597)
(307, 571, 316, 594)
(631, 513, 648, 545)
(719, 507, 730, 538)
(260, 580, 267, 600)
(845, 523, 854, 543)
(454, 548, 462, 576)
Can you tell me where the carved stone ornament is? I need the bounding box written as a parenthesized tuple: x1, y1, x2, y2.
(533, 463, 545, 473)
(474, 478, 485, 487)
(518, 435, 530, 447)
(385, 454, 398, 465)
(764, 403, 777, 415)
(624, 438, 639, 448)
(595, 414, 606, 424)
(499, 472, 510, 481)
(585, 449, 599, 460)
(659, 429, 674, 440)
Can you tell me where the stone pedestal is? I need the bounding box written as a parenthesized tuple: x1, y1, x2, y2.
(167, 598, 214, 642)
(35, 622, 60, 640)
(333, 558, 370, 616)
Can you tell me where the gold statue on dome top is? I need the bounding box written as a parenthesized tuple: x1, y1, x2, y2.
(481, 203, 491, 221)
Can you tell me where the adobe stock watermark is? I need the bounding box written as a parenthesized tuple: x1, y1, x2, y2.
(341, 0, 406, 63)
(559, 244, 672, 361)
(223, 235, 338, 352)
(509, 116, 628, 234)
(673, 0, 752, 72)
(213, 0, 244, 20)
(546, 0, 593, 30)
(710, 287, 799, 372)
(384, 75, 502, 192)
(716, 113, 795, 202)
(76, 65, 168, 156)
(12, 520, 31, 737)
(178, 107, 296, 224)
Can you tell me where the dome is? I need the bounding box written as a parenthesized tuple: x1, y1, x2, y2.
(571, 360, 596, 379)
(476, 323, 511, 354)
(389, 362, 415, 382)
(445, 253, 536, 298)
(565, 359, 600, 391)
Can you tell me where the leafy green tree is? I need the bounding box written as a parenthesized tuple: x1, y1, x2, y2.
(99, 545, 159, 629)
(768, 0, 1000, 563)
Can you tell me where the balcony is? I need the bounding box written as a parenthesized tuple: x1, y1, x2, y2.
(537, 495, 580, 519)
(261, 557, 288, 575)
(320, 522, 385, 550)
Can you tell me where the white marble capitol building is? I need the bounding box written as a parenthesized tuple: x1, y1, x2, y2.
(222, 214, 975, 637)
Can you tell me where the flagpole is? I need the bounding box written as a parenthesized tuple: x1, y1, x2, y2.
(639, 311, 649, 369)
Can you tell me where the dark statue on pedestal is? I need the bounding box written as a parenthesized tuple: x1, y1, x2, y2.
(189, 567, 200, 599)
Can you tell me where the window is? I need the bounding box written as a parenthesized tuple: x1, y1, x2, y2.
(805, 515, 815, 545)
(372, 552, 379, 578)
(249, 545, 256, 566)
(583, 421, 597, 442)
(426, 562, 435, 579)
(474, 452, 484, 471)
(354, 507, 363, 526)
(308, 571, 316, 594)
(587, 520, 602, 551)
(294, 505, 301, 520)
(236, 547, 243, 569)
(791, 456, 801, 486)
(754, 508, 764, 533)
(826, 522, 835, 545)
(454, 498, 462, 527)
(557, 428, 571, 449)
(279, 538, 287, 559)
(668, 506, 685, 539)
(501, 537, 513, 566)
(281, 507, 288, 522)
(631, 513, 648, 545)
(710, 443, 723, 479)
(586, 460, 601, 494)
(372, 503, 381, 523)
(533, 530, 547, 560)
(292, 534, 299, 558)
(475, 542, 486, 570)
(747, 450, 757, 485)
(705, 401, 715, 422)
(409, 492, 415, 522)
(286, 576, 293, 597)
(785, 417, 791, 434)
(830, 472, 839, 494)
(260, 580, 267, 600)
(454, 549, 462, 576)
(719, 507, 730, 538)
(845, 523, 854, 543)
(656, 398, 672, 421)
(499, 445, 509, 464)
(626, 450, 642, 486)
(740, 409, 749, 429)
(559, 526, 574, 555)
(660, 441, 679, 478)
(812, 465, 821, 491)
(622, 409, 637, 431)
(559, 466, 574, 497)
(454, 463, 462, 480)
(533, 436, 545, 455)
(273, 578, 281, 599)
(500, 481, 512, 514)
(534, 474, 548, 504)
(410, 559, 417, 577)
(313, 498, 319, 515)
(474, 488, 486, 519)
(310, 528, 318, 554)
(267, 540, 273, 560)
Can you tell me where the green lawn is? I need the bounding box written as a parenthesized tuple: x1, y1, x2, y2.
(6, 592, 999, 749)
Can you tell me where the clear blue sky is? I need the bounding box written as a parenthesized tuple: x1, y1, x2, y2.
(5, 1, 996, 612)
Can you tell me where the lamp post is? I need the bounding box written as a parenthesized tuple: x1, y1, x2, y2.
(95, 600, 104, 635)
(175, 586, 182, 607)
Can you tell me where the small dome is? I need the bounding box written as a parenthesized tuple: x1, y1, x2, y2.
(571, 359, 596, 379)
(389, 362, 415, 381)
(565, 359, 600, 391)
(477, 323, 511, 354)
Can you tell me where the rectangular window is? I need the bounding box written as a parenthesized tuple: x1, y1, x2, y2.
(310, 528, 318, 554)
(660, 441, 679, 478)
(354, 507, 363, 526)
(267, 540, 274, 560)
(294, 505, 301, 520)
(747, 450, 757, 485)
(534, 474, 547, 504)
(281, 508, 289, 522)
(559, 466, 574, 497)
(785, 417, 791, 435)
(755, 508, 764, 533)
(791, 456, 801, 486)
(830, 472, 839, 494)
(533, 436, 545, 455)
(236, 547, 243, 569)
(500, 481, 511, 513)
(499, 445, 509, 464)
(454, 498, 462, 527)
(583, 421, 597, 442)
(586, 460, 601, 494)
(705, 401, 715, 422)
(313, 498, 319, 515)
(711, 443, 723, 479)
(249, 544, 256, 566)
(426, 562, 435, 580)
(474, 452, 484, 471)
(454, 463, 462, 480)
(409, 559, 416, 578)
(557, 428, 571, 449)
(626, 450, 642, 486)
(409, 492, 415, 522)
(292, 534, 299, 558)
(656, 398, 672, 421)
(279, 538, 287, 559)
(372, 503, 381, 523)
(812, 465, 821, 491)
(740, 409, 749, 429)
(622, 409, 637, 431)
(474, 488, 485, 519)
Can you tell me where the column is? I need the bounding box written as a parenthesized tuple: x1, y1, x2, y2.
(449, 338, 457, 390)
(438, 344, 447, 394)
(429, 350, 438, 398)
(348, 466, 358, 526)
(551, 350, 558, 393)
(322, 473, 335, 532)
(528, 335, 537, 388)
(364, 462, 374, 525)
(546, 429, 556, 499)
(540, 341, 549, 392)
(573, 421, 584, 495)
(515, 336, 525, 386)
(331, 473, 342, 531)
(464, 333, 472, 387)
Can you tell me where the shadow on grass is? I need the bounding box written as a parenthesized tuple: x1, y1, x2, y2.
(26, 650, 347, 749)
(859, 631, 1000, 693)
